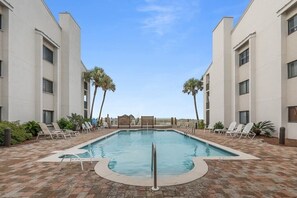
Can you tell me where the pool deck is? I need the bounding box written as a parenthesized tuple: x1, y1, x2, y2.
(0, 128, 297, 197)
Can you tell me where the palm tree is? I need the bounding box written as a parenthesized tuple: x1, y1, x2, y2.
(182, 78, 203, 122)
(84, 67, 105, 119)
(98, 74, 116, 122)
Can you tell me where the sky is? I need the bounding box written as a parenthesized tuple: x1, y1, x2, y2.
(45, 0, 250, 119)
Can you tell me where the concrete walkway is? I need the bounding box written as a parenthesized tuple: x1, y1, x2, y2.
(0, 128, 296, 197)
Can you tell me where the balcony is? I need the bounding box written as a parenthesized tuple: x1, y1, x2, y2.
(206, 102, 210, 109)
(206, 83, 209, 91)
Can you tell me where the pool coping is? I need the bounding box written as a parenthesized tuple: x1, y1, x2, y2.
(38, 129, 260, 186)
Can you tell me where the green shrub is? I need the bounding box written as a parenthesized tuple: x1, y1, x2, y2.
(0, 121, 32, 145)
(57, 117, 74, 130)
(23, 121, 40, 136)
(67, 113, 84, 130)
(213, 121, 224, 130)
(253, 121, 275, 137)
(198, 120, 205, 129)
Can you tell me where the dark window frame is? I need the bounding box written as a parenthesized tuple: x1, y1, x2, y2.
(288, 14, 297, 35)
(239, 111, 249, 125)
(239, 80, 249, 95)
(43, 110, 54, 124)
(288, 60, 297, 79)
(239, 48, 249, 66)
(0, 14, 2, 30)
(0, 60, 2, 76)
(43, 45, 54, 63)
(43, 78, 53, 93)
(288, 106, 297, 123)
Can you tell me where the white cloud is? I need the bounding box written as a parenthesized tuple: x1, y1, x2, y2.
(138, 0, 199, 36)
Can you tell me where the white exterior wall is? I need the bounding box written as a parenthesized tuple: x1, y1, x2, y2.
(0, 0, 89, 123)
(203, 0, 297, 139)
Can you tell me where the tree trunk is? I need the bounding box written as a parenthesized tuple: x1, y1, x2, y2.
(98, 90, 107, 123)
(193, 94, 199, 122)
(89, 86, 97, 119)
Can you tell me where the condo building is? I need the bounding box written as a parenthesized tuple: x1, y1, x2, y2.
(203, 0, 297, 139)
(0, 0, 90, 123)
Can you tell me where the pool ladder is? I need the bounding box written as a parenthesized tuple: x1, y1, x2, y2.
(151, 143, 159, 191)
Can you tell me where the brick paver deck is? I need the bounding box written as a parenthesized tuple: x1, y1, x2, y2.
(0, 128, 297, 197)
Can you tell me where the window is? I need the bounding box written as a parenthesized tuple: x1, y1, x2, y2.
(206, 74, 210, 91)
(0, 14, 2, 30)
(288, 15, 297, 35)
(0, 60, 2, 76)
(84, 110, 88, 119)
(239, 80, 249, 95)
(43, 110, 53, 124)
(288, 60, 297, 79)
(84, 82, 88, 90)
(289, 106, 297, 123)
(43, 45, 53, 63)
(239, 49, 249, 66)
(239, 111, 249, 124)
(43, 78, 53, 93)
(0, 106, 2, 121)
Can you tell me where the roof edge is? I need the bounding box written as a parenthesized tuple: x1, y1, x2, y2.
(231, 0, 255, 34)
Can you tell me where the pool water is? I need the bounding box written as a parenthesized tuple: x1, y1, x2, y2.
(81, 130, 236, 177)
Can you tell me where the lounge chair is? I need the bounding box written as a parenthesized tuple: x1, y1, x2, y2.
(82, 123, 93, 133)
(226, 124, 244, 137)
(52, 122, 79, 137)
(215, 122, 237, 135)
(239, 122, 255, 139)
(37, 123, 70, 140)
(204, 124, 213, 133)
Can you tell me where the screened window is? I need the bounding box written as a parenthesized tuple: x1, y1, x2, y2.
(43, 45, 53, 63)
(239, 49, 249, 66)
(0, 14, 2, 30)
(43, 110, 53, 124)
(239, 80, 249, 95)
(239, 111, 249, 124)
(288, 60, 297, 79)
(84, 82, 88, 90)
(84, 110, 88, 119)
(43, 78, 53, 93)
(288, 15, 297, 35)
(289, 106, 297, 123)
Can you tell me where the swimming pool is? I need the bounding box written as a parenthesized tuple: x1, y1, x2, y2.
(39, 129, 259, 186)
(80, 130, 236, 177)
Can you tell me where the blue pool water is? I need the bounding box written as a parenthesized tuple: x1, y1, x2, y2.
(81, 130, 236, 177)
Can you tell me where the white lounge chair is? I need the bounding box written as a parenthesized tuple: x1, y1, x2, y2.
(37, 123, 71, 140)
(226, 124, 244, 137)
(52, 122, 79, 137)
(239, 122, 255, 139)
(204, 124, 214, 133)
(215, 122, 237, 135)
(82, 123, 90, 133)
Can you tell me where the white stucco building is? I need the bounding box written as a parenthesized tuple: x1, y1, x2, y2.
(0, 0, 90, 123)
(203, 0, 297, 139)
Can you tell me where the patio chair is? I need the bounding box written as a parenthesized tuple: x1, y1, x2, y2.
(226, 124, 244, 137)
(82, 123, 90, 133)
(37, 123, 70, 140)
(52, 122, 79, 137)
(215, 122, 237, 135)
(239, 122, 256, 139)
(204, 124, 214, 133)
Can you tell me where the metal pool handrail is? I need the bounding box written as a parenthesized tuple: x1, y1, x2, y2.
(151, 143, 159, 191)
